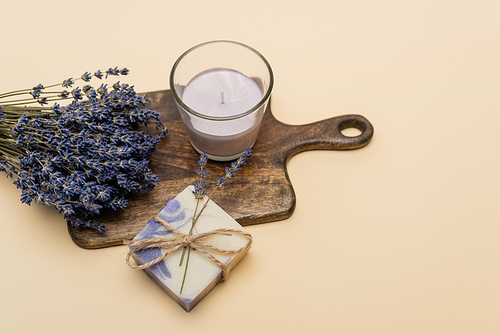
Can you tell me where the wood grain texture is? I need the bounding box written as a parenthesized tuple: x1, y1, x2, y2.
(67, 90, 374, 249)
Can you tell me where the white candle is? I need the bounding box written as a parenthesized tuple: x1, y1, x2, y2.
(178, 68, 265, 159)
(182, 68, 263, 136)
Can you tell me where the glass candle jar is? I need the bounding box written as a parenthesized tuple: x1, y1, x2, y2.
(170, 40, 274, 161)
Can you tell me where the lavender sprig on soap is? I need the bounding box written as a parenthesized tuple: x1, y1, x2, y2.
(179, 148, 253, 293)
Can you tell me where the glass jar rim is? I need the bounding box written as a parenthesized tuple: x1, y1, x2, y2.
(169, 40, 274, 121)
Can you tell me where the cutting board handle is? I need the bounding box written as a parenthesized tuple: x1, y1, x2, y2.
(277, 114, 374, 156)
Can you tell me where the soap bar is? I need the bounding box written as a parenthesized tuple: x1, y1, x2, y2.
(129, 185, 251, 312)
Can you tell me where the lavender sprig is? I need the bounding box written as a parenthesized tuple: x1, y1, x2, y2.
(0, 68, 129, 106)
(179, 148, 252, 294)
(192, 152, 209, 199)
(178, 152, 209, 274)
(0, 69, 167, 233)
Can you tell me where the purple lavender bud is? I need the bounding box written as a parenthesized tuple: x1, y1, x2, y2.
(30, 84, 43, 98)
(106, 67, 119, 78)
(62, 78, 74, 88)
(81, 72, 92, 82)
(72, 87, 82, 101)
(94, 70, 103, 79)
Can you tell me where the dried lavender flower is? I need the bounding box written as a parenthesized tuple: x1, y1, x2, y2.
(62, 78, 74, 88)
(0, 69, 167, 233)
(106, 67, 119, 78)
(192, 152, 209, 199)
(30, 84, 43, 98)
(94, 70, 104, 79)
(81, 72, 92, 82)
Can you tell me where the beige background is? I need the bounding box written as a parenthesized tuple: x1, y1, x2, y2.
(1, 1, 499, 333)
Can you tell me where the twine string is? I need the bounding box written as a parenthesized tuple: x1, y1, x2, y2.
(124, 216, 252, 281)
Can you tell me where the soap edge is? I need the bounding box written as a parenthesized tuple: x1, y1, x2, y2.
(131, 246, 250, 312)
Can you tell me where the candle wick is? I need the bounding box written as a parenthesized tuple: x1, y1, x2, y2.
(221, 89, 225, 105)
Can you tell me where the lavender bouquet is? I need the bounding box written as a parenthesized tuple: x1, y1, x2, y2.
(0, 68, 167, 232)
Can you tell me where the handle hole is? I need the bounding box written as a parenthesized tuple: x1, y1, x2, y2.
(340, 127, 362, 137)
(339, 119, 366, 137)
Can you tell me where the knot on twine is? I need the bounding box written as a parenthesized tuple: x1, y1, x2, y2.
(124, 216, 252, 281)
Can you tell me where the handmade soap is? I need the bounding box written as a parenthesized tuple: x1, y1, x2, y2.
(128, 185, 251, 312)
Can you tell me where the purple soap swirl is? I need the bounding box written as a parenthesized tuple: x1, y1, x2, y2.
(166, 199, 181, 213)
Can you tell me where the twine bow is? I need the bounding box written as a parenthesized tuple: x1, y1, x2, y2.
(124, 216, 252, 281)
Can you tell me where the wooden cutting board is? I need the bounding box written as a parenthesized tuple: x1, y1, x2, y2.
(67, 90, 374, 249)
